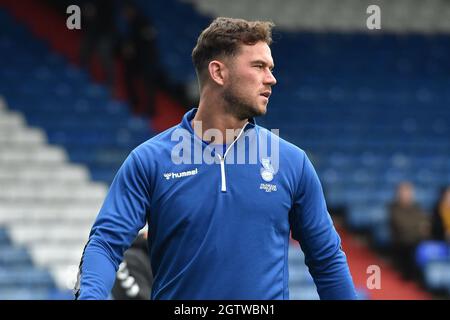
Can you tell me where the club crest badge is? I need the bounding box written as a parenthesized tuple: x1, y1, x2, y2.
(260, 157, 275, 182)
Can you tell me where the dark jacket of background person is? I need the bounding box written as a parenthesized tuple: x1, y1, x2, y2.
(389, 201, 429, 246)
(79, 0, 117, 87)
(111, 233, 152, 300)
(120, 2, 161, 116)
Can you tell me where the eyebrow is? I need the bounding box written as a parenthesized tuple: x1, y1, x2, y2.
(251, 60, 275, 70)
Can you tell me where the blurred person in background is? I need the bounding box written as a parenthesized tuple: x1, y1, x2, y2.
(74, 17, 356, 300)
(431, 186, 450, 242)
(119, 1, 162, 117)
(389, 182, 430, 280)
(111, 230, 152, 300)
(79, 0, 117, 88)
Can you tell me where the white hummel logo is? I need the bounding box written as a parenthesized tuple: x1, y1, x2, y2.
(163, 168, 198, 180)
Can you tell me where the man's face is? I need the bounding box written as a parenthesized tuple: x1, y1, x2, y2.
(398, 183, 414, 205)
(222, 41, 277, 120)
(443, 189, 450, 206)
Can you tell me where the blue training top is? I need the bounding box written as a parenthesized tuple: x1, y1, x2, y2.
(76, 108, 357, 300)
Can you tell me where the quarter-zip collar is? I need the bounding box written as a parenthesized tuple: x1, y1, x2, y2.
(180, 108, 257, 137)
(180, 108, 257, 192)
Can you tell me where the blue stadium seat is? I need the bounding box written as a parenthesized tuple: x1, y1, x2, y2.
(0, 246, 33, 268)
(416, 241, 450, 269)
(0, 228, 11, 246)
(423, 261, 450, 293)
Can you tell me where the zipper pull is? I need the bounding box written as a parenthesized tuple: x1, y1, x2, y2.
(218, 155, 226, 192)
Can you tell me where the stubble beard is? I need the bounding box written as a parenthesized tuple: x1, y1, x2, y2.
(222, 83, 266, 121)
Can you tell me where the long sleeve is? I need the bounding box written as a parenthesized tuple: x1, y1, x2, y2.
(76, 151, 151, 299)
(289, 151, 357, 300)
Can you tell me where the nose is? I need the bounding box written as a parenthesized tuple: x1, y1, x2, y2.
(265, 69, 277, 86)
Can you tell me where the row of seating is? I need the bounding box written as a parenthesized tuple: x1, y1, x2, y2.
(0, 226, 58, 298)
(0, 3, 160, 298)
(288, 245, 319, 300)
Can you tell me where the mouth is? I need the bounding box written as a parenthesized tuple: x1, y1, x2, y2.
(260, 91, 271, 99)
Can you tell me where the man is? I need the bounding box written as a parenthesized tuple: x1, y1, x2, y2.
(389, 182, 429, 280)
(119, 1, 161, 117)
(79, 0, 116, 88)
(75, 17, 356, 300)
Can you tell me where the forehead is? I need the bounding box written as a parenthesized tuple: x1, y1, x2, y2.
(235, 41, 274, 65)
(399, 184, 413, 191)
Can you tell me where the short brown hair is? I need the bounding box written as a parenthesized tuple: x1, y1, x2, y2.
(192, 17, 274, 81)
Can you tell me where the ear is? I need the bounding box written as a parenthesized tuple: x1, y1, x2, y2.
(208, 60, 228, 86)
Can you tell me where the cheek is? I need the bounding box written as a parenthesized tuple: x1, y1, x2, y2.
(230, 76, 248, 92)
(240, 75, 260, 93)
(228, 71, 259, 96)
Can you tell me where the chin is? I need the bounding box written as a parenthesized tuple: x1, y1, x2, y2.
(256, 104, 268, 116)
(247, 107, 265, 118)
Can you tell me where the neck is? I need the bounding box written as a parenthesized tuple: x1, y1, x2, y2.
(192, 94, 249, 145)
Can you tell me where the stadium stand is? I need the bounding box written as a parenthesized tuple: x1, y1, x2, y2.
(0, 6, 155, 298)
(0, 0, 449, 299)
